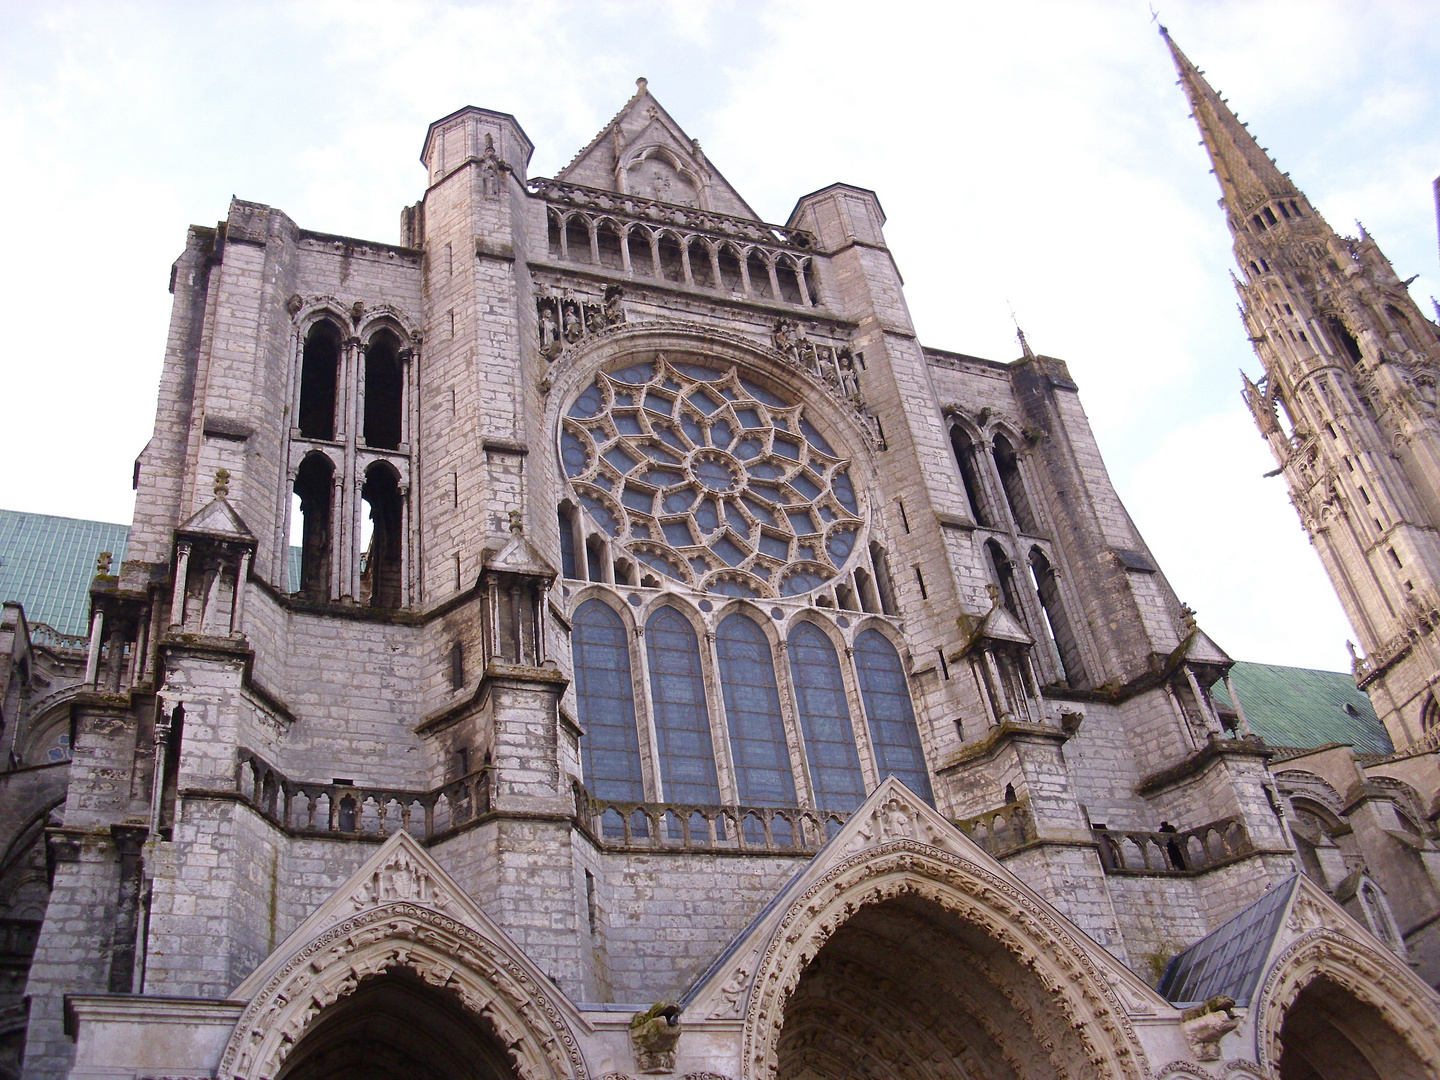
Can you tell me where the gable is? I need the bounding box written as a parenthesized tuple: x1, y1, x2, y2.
(557, 79, 759, 220)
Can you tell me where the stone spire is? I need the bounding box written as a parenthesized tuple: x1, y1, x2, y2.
(1161, 26, 1303, 216)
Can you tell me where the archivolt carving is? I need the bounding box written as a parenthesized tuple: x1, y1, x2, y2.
(1253, 927, 1440, 1072)
(740, 841, 1147, 1080)
(217, 903, 587, 1080)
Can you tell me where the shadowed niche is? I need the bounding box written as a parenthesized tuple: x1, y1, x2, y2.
(277, 970, 518, 1080)
(776, 895, 1096, 1080)
(1276, 975, 1428, 1080)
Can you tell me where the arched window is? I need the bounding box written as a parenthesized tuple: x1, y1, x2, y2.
(361, 463, 403, 609)
(716, 615, 797, 810)
(992, 434, 1038, 533)
(985, 540, 1024, 619)
(949, 426, 991, 526)
(854, 630, 932, 803)
(787, 623, 866, 813)
(298, 321, 341, 441)
(558, 505, 579, 579)
(1326, 315, 1363, 366)
(363, 331, 404, 450)
(572, 601, 644, 802)
(645, 607, 721, 804)
(1029, 548, 1085, 687)
(293, 453, 334, 600)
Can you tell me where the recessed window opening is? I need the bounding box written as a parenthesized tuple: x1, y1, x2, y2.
(836, 581, 859, 611)
(949, 427, 991, 526)
(1262, 206, 1279, 226)
(854, 566, 881, 614)
(361, 463, 403, 609)
(854, 630, 932, 803)
(626, 228, 654, 276)
(1326, 316, 1363, 366)
(689, 240, 715, 288)
(597, 221, 625, 270)
(777, 259, 803, 304)
(1279, 202, 1291, 220)
(1290, 201, 1302, 217)
(1252, 214, 1265, 231)
(585, 536, 607, 583)
(658, 233, 687, 283)
(1004, 783, 1016, 803)
(573, 601, 645, 816)
(986, 540, 1023, 619)
(298, 321, 341, 440)
(363, 331, 404, 450)
(913, 566, 928, 600)
(293, 453, 334, 600)
(936, 648, 949, 680)
(449, 642, 465, 690)
(547, 211, 563, 257)
(717, 614, 796, 843)
(746, 251, 773, 298)
(558, 506, 579, 578)
(717, 245, 744, 292)
(1029, 548, 1084, 688)
(614, 558, 637, 586)
(788, 622, 866, 815)
(802, 260, 820, 305)
(565, 216, 592, 263)
(896, 499, 910, 533)
(1389, 547, 1403, 568)
(993, 435, 1038, 533)
(869, 543, 898, 616)
(647, 606, 721, 805)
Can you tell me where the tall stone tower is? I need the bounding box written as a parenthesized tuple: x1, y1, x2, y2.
(1166, 29, 1440, 752)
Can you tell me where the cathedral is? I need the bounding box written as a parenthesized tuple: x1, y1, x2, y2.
(3, 28, 1440, 1080)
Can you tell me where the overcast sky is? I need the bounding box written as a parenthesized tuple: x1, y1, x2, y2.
(2, 0, 1438, 672)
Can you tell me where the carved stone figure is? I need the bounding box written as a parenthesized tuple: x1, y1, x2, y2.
(630, 1001, 682, 1073)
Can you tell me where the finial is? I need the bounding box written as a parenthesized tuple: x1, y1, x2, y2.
(508, 508, 523, 534)
(1430, 297, 1439, 323)
(95, 551, 113, 577)
(214, 468, 230, 497)
(1179, 602, 1197, 633)
(1006, 301, 1036, 360)
(636, 77, 648, 92)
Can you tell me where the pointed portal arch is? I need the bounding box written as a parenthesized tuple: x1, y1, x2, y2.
(1257, 929, 1440, 1080)
(743, 841, 1147, 1080)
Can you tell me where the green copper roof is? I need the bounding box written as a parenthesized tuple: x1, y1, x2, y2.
(1223, 659, 1392, 756)
(0, 510, 130, 637)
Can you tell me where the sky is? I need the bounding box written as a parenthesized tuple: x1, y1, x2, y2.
(1, 0, 1438, 673)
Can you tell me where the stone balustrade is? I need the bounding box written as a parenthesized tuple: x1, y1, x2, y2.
(950, 798, 1036, 858)
(1094, 815, 1254, 876)
(27, 622, 89, 651)
(573, 785, 848, 854)
(237, 749, 492, 841)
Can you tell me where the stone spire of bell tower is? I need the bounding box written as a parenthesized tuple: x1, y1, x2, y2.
(1165, 26, 1440, 751)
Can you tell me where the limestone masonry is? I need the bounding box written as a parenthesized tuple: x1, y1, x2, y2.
(2, 29, 1440, 1080)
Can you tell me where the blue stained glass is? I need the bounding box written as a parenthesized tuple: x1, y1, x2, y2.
(646, 608, 721, 804)
(801, 418, 834, 455)
(724, 503, 750, 536)
(661, 378, 683, 393)
(641, 444, 681, 464)
(604, 446, 638, 473)
(573, 601, 645, 802)
(644, 467, 684, 487)
(773, 435, 800, 460)
(788, 623, 867, 812)
(854, 630, 932, 803)
(832, 471, 858, 513)
(786, 510, 815, 535)
(712, 536, 747, 566)
(656, 425, 687, 452)
(759, 533, 789, 560)
(712, 577, 759, 598)
(637, 550, 682, 580)
(580, 494, 620, 536)
(709, 420, 734, 448)
(558, 510, 578, 578)
(741, 379, 788, 407)
(694, 499, 719, 532)
(613, 392, 633, 407)
(681, 415, 705, 445)
(826, 526, 857, 563)
(644, 393, 673, 416)
(612, 362, 654, 384)
(622, 486, 653, 513)
(663, 521, 693, 547)
(736, 408, 763, 428)
(781, 570, 824, 596)
(561, 430, 589, 477)
(569, 383, 604, 418)
(631, 522, 650, 539)
(689, 389, 721, 415)
(613, 413, 643, 436)
(689, 557, 711, 575)
(717, 616, 797, 842)
(789, 472, 822, 500)
(696, 457, 736, 491)
(733, 437, 764, 461)
(748, 461, 784, 480)
(748, 483, 780, 504)
(663, 488, 698, 513)
(672, 362, 725, 381)
(742, 497, 775, 526)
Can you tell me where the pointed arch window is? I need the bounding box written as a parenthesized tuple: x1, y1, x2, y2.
(1029, 547, 1085, 688)
(298, 321, 341, 441)
(645, 607, 721, 804)
(716, 615, 797, 812)
(787, 623, 866, 813)
(949, 426, 991, 526)
(363, 331, 404, 450)
(293, 453, 334, 600)
(993, 434, 1038, 533)
(854, 630, 932, 802)
(360, 462, 403, 609)
(573, 601, 645, 802)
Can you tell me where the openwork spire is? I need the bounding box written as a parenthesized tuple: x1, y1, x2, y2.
(1161, 26, 1301, 215)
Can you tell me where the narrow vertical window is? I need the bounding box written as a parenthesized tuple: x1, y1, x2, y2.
(788, 623, 866, 813)
(985, 540, 1024, 619)
(558, 505, 579, 578)
(854, 630, 932, 803)
(949, 426, 991, 526)
(298, 321, 341, 441)
(361, 463, 403, 609)
(293, 453, 334, 600)
(645, 607, 721, 804)
(1029, 547, 1085, 688)
(573, 601, 644, 802)
(363, 331, 404, 450)
(869, 542, 898, 616)
(993, 434, 1038, 533)
(449, 641, 465, 690)
(717, 615, 797, 829)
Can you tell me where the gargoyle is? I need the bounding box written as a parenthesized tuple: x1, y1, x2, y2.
(1180, 995, 1239, 1062)
(631, 1001, 683, 1073)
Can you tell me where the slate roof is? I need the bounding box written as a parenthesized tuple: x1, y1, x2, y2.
(1221, 660, 1392, 756)
(1158, 875, 1298, 1005)
(0, 510, 130, 637)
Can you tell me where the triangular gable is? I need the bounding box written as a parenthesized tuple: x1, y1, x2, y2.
(681, 777, 1162, 1020)
(1183, 627, 1231, 667)
(484, 527, 557, 580)
(228, 830, 579, 1032)
(178, 496, 255, 543)
(557, 80, 760, 221)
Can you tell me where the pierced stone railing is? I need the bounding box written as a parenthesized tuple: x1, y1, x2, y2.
(574, 785, 848, 854)
(28, 622, 89, 651)
(237, 749, 492, 841)
(1094, 816, 1254, 876)
(950, 798, 1036, 858)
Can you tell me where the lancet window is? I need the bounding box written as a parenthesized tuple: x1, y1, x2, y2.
(572, 601, 927, 815)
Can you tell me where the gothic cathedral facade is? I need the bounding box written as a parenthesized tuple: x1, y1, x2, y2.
(3, 33, 1440, 1080)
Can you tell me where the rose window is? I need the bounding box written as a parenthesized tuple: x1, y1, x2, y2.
(561, 356, 863, 598)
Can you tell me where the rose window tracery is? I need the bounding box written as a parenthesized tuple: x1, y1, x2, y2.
(561, 355, 863, 598)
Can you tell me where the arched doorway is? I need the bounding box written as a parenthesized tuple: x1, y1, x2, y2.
(278, 970, 516, 1080)
(776, 894, 1095, 1079)
(1276, 975, 1428, 1080)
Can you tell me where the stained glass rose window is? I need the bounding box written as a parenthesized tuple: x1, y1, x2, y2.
(561, 356, 863, 598)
